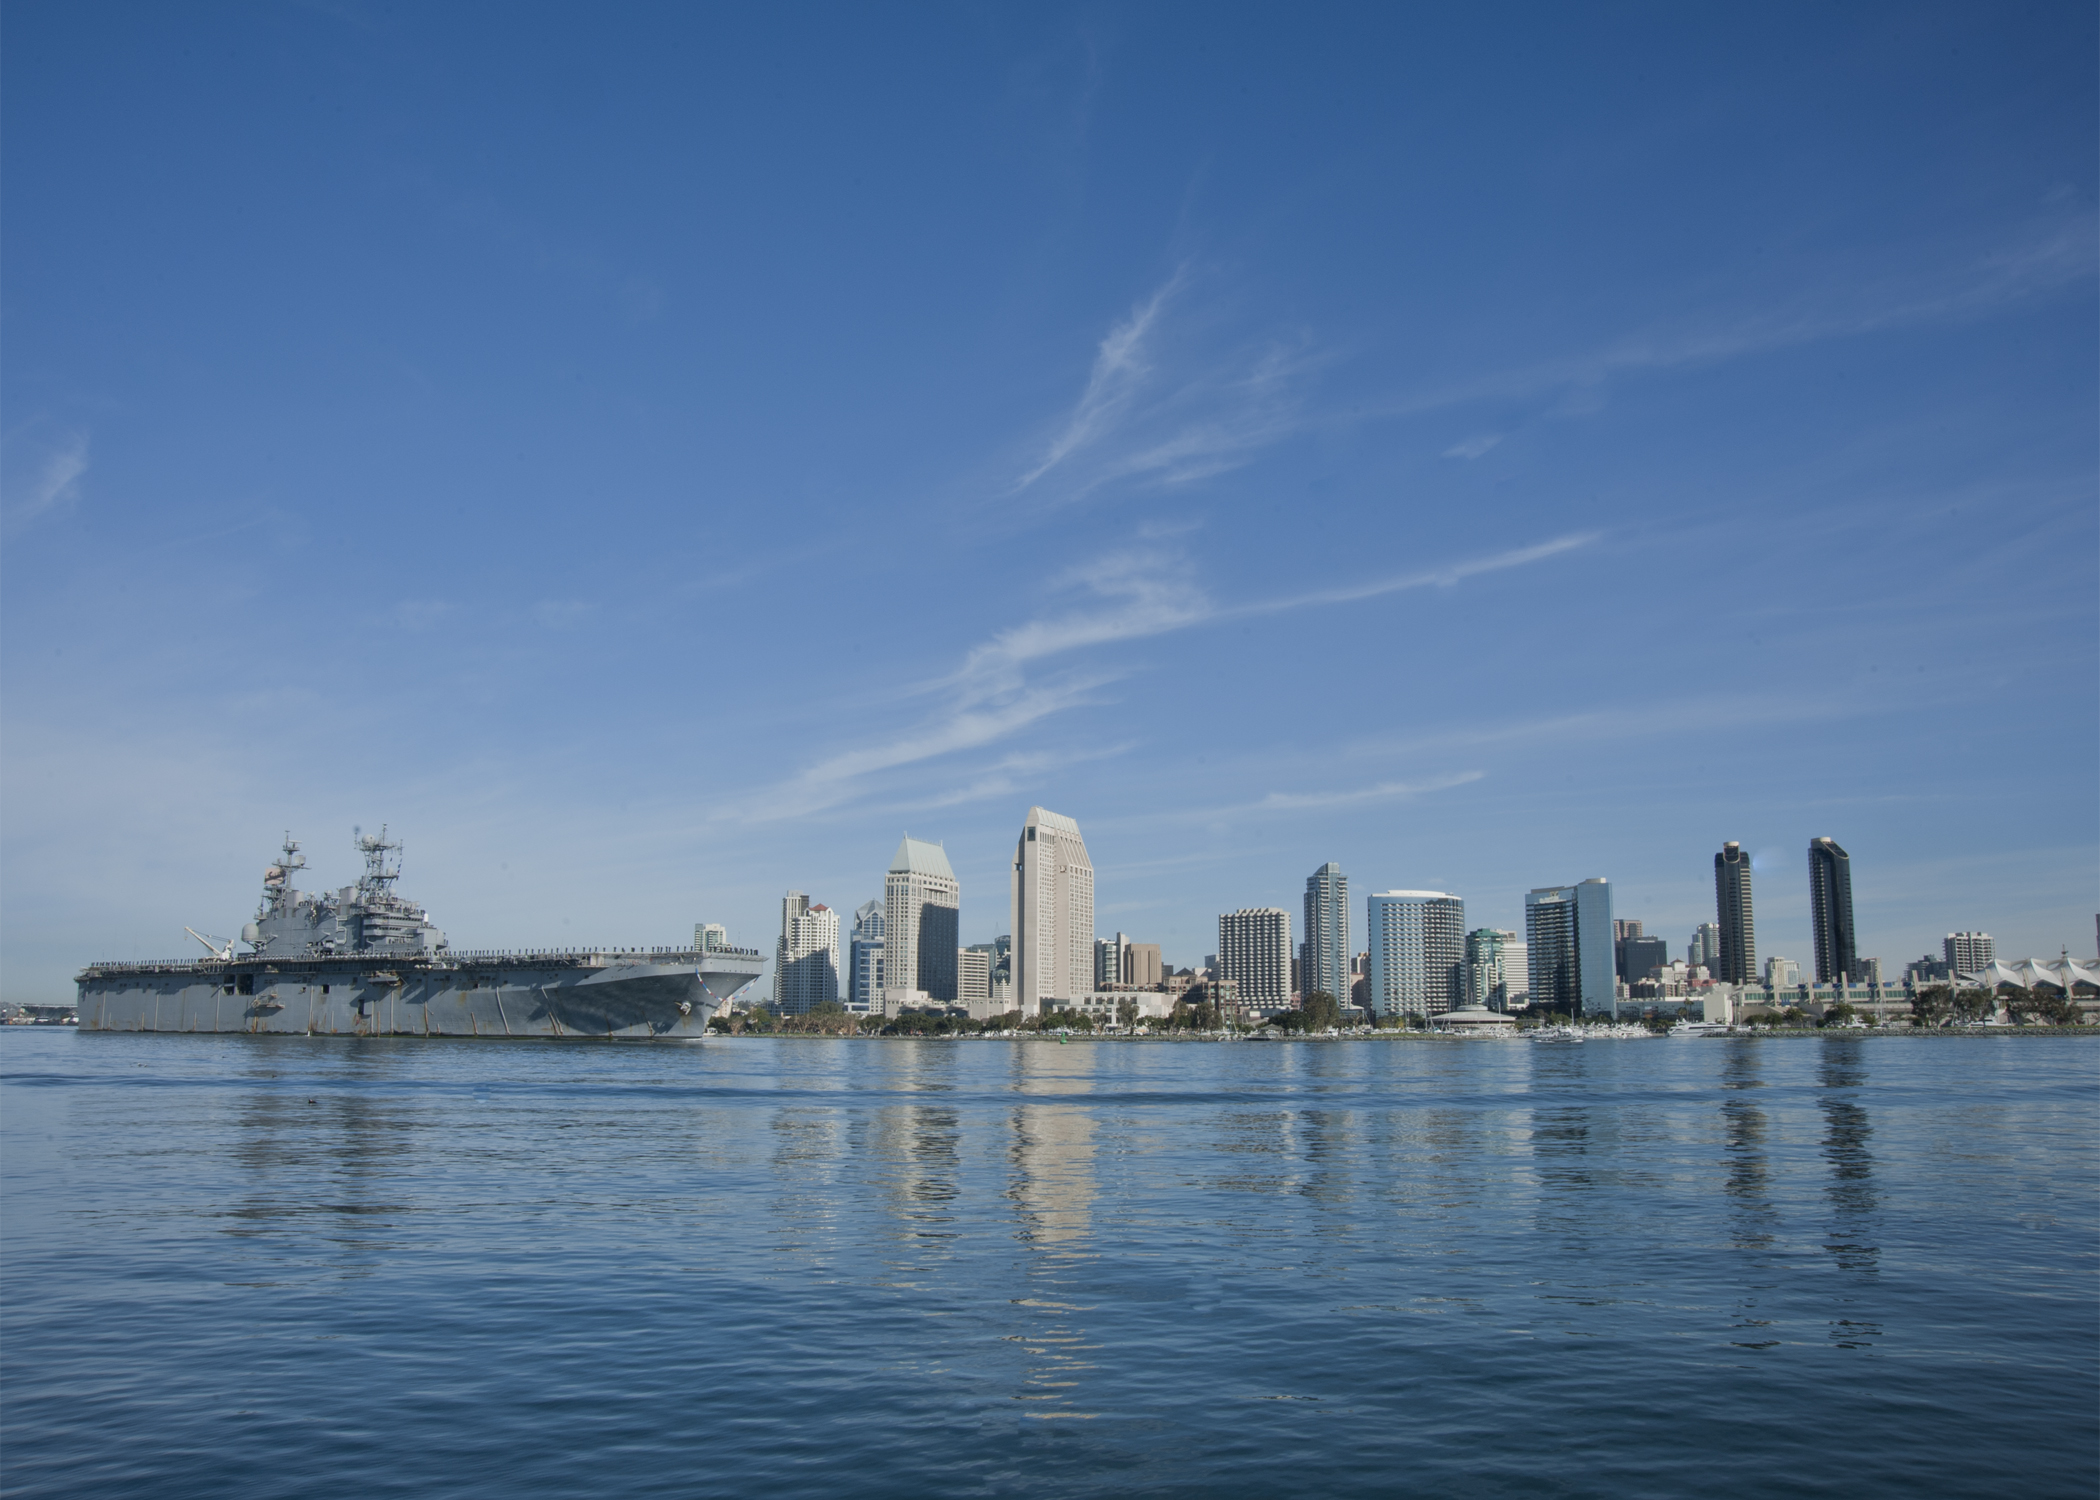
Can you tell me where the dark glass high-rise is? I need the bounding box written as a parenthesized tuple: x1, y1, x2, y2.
(1808, 837, 1858, 984)
(1713, 842, 1756, 984)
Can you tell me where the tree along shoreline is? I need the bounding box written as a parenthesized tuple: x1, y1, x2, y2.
(705, 1005, 2096, 1040)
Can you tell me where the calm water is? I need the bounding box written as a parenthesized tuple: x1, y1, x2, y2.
(2, 1030, 2095, 1498)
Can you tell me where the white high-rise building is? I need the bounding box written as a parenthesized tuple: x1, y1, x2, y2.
(1218, 908, 1291, 1009)
(774, 892, 840, 1015)
(958, 946, 992, 1008)
(1302, 863, 1350, 1005)
(1945, 932, 1994, 976)
(1501, 938, 1529, 1006)
(1011, 807, 1094, 1014)
(1366, 892, 1466, 1019)
(885, 837, 960, 1006)
(847, 899, 884, 1013)
(1765, 955, 1802, 989)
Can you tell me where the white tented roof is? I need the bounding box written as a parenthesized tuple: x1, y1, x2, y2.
(889, 836, 955, 880)
(1959, 958, 2100, 990)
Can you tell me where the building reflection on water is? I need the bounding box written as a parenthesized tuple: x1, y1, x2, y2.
(1001, 1044, 1101, 1417)
(1719, 1040, 1774, 1250)
(1818, 1039, 1881, 1347)
(864, 1042, 966, 1277)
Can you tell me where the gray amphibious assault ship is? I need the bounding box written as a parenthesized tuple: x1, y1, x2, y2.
(76, 830, 763, 1039)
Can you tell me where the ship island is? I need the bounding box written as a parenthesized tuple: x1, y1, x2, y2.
(74, 831, 763, 1040)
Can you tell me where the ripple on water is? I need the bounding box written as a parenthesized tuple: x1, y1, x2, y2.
(1, 1030, 2095, 1499)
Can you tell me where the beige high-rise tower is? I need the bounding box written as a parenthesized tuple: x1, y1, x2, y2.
(1011, 807, 1094, 1015)
(884, 837, 959, 1007)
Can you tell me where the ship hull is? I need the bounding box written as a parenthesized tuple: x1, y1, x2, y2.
(76, 958, 759, 1040)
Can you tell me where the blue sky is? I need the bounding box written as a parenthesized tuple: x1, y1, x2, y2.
(4, 2, 2094, 999)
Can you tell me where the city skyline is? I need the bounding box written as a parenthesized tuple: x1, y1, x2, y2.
(679, 817, 2053, 1000)
(2, 7, 2091, 1003)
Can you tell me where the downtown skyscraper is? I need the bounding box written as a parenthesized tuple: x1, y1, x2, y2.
(1366, 891, 1465, 1019)
(774, 892, 840, 1015)
(885, 837, 959, 1005)
(1525, 878, 1615, 1015)
(1011, 806, 1094, 1014)
(1808, 837, 1858, 983)
(1713, 842, 1756, 985)
(1301, 862, 1350, 1005)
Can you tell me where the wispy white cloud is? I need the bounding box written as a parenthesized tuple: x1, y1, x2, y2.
(1014, 271, 1183, 492)
(1443, 433, 1502, 460)
(728, 672, 1121, 824)
(10, 432, 89, 523)
(734, 534, 1591, 825)
(948, 547, 1211, 699)
(1241, 770, 1485, 813)
(1371, 216, 2097, 425)
(866, 742, 1141, 815)
(1254, 533, 1597, 614)
(1006, 271, 1318, 512)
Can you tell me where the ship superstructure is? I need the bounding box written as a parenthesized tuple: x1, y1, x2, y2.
(76, 832, 762, 1039)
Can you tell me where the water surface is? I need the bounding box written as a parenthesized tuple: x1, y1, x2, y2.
(3, 1031, 2094, 1497)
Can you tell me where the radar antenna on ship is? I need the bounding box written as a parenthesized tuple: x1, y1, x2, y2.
(354, 824, 403, 897)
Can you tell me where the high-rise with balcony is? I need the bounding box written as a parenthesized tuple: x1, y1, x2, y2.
(1011, 807, 1094, 1014)
(1944, 932, 1994, 976)
(885, 837, 960, 1005)
(1808, 837, 1857, 984)
(1301, 863, 1350, 1004)
(1526, 878, 1616, 1015)
(774, 892, 840, 1015)
(1713, 843, 1756, 985)
(1218, 908, 1291, 1009)
(1366, 892, 1466, 1019)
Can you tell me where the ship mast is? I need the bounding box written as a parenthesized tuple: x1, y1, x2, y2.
(261, 832, 306, 916)
(353, 824, 402, 901)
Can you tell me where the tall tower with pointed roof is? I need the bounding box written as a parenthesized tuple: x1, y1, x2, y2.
(1011, 807, 1095, 1016)
(884, 836, 959, 1006)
